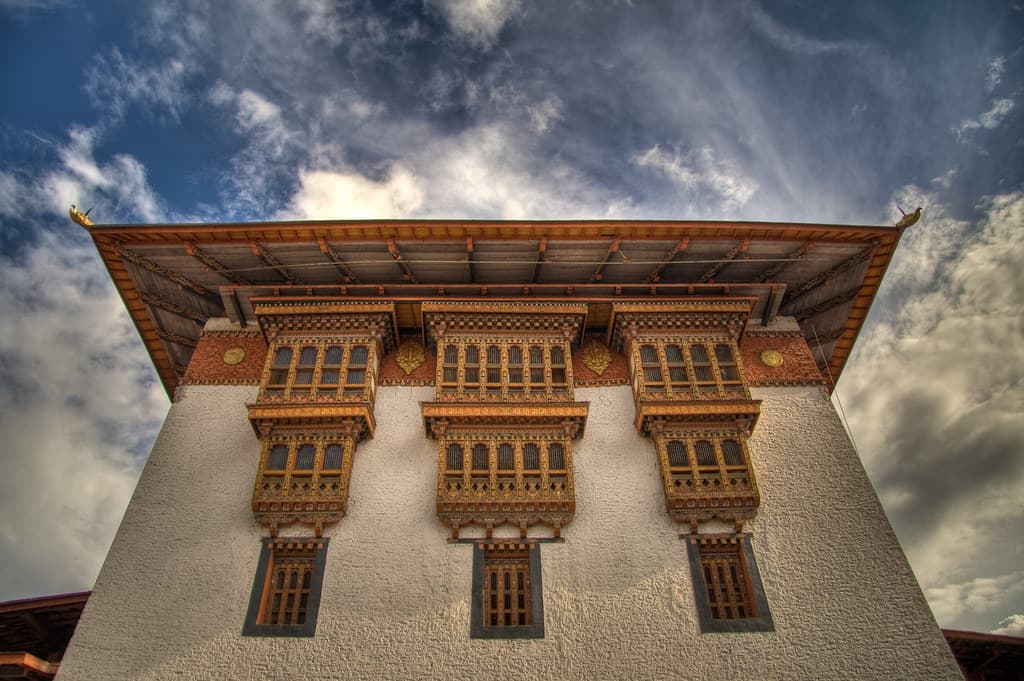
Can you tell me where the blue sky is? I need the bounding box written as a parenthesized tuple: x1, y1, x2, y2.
(1, 0, 1021, 635)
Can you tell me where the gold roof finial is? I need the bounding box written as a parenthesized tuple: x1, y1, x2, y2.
(69, 204, 94, 227)
(895, 206, 922, 229)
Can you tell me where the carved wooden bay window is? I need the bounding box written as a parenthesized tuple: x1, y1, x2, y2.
(436, 336, 572, 400)
(609, 301, 763, 529)
(653, 429, 759, 527)
(252, 433, 357, 532)
(435, 432, 575, 536)
(247, 301, 398, 534)
(422, 301, 589, 539)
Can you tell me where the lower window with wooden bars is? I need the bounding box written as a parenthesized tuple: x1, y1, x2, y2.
(685, 534, 774, 633)
(470, 542, 544, 639)
(243, 537, 329, 637)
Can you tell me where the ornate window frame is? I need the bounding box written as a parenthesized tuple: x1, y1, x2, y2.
(243, 537, 329, 638)
(258, 336, 378, 404)
(630, 336, 748, 400)
(470, 541, 545, 639)
(685, 534, 774, 633)
(434, 336, 574, 401)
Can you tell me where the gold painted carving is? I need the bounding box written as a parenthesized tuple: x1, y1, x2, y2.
(223, 347, 246, 365)
(759, 350, 784, 367)
(395, 341, 426, 374)
(580, 340, 613, 375)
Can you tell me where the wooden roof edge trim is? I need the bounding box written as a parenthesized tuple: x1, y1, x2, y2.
(0, 590, 90, 614)
(824, 232, 904, 390)
(91, 242, 180, 399)
(942, 628, 1024, 647)
(83, 218, 902, 241)
(0, 651, 60, 675)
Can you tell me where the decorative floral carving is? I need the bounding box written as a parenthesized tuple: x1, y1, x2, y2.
(580, 340, 613, 376)
(395, 341, 426, 374)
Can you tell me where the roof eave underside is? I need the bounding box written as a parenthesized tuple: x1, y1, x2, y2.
(85, 219, 903, 397)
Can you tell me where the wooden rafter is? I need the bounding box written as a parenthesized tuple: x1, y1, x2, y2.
(756, 242, 813, 282)
(781, 246, 874, 312)
(114, 245, 218, 300)
(184, 241, 249, 285)
(590, 238, 621, 283)
(251, 242, 297, 284)
(386, 238, 418, 283)
(466, 237, 475, 283)
(699, 239, 749, 283)
(156, 330, 197, 348)
(645, 238, 689, 283)
(139, 291, 209, 324)
(532, 238, 547, 284)
(804, 325, 847, 346)
(791, 286, 861, 322)
(317, 238, 359, 284)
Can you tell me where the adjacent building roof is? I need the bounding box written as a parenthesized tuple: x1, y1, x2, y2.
(943, 629, 1024, 680)
(0, 591, 90, 680)
(79, 218, 905, 396)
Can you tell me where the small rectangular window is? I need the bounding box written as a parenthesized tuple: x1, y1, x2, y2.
(243, 538, 329, 637)
(471, 542, 544, 638)
(686, 534, 773, 633)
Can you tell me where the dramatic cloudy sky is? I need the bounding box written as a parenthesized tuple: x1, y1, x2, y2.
(1, 0, 1021, 634)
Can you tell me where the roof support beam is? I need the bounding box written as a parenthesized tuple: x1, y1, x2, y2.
(184, 241, 249, 285)
(532, 237, 547, 284)
(386, 238, 418, 283)
(139, 291, 209, 325)
(791, 286, 862, 322)
(114, 246, 219, 302)
(781, 245, 875, 312)
(466, 237, 475, 283)
(645, 238, 689, 283)
(317, 238, 360, 284)
(156, 330, 198, 348)
(804, 325, 847, 346)
(756, 242, 813, 282)
(251, 243, 296, 284)
(590, 238, 621, 283)
(699, 239, 748, 283)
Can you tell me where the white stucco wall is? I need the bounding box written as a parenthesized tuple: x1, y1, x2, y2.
(58, 384, 960, 680)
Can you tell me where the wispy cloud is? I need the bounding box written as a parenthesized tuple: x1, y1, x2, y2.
(955, 98, 1016, 140)
(992, 614, 1024, 636)
(430, 0, 523, 48)
(838, 189, 1024, 628)
(632, 144, 758, 215)
(986, 56, 1006, 92)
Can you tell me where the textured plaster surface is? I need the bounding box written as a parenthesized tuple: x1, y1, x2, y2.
(58, 385, 960, 680)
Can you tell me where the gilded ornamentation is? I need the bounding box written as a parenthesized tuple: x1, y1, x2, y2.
(581, 340, 613, 376)
(223, 347, 246, 365)
(395, 341, 426, 374)
(759, 350, 784, 367)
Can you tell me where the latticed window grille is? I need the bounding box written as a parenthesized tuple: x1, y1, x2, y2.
(699, 541, 756, 620)
(323, 444, 343, 470)
(472, 444, 490, 471)
(294, 444, 316, 470)
(465, 345, 480, 387)
(667, 440, 688, 468)
(244, 538, 328, 637)
(263, 553, 314, 626)
(523, 444, 540, 471)
(266, 347, 292, 397)
(260, 339, 375, 401)
(446, 443, 464, 471)
(721, 439, 744, 466)
(483, 545, 533, 627)
(497, 443, 515, 471)
(267, 444, 289, 470)
(547, 443, 565, 471)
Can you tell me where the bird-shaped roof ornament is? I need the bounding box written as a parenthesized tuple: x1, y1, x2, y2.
(69, 204, 94, 227)
(895, 206, 922, 229)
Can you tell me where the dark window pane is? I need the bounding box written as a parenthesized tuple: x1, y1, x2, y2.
(346, 369, 365, 384)
(667, 441, 688, 467)
(268, 445, 289, 469)
(295, 445, 315, 470)
(273, 347, 293, 366)
(669, 367, 688, 382)
(446, 443, 464, 470)
(444, 345, 458, 364)
(551, 346, 564, 364)
(497, 443, 514, 470)
(323, 444, 343, 470)
(299, 347, 317, 365)
(665, 345, 684, 362)
(320, 369, 339, 385)
(529, 346, 543, 364)
(465, 345, 479, 363)
(640, 345, 658, 363)
(690, 345, 709, 363)
(644, 367, 663, 382)
(324, 346, 343, 365)
(523, 444, 540, 470)
(530, 368, 545, 383)
(350, 346, 368, 365)
(508, 346, 522, 365)
(548, 443, 565, 470)
(465, 368, 479, 383)
(694, 440, 716, 466)
(269, 369, 288, 385)
(722, 440, 744, 466)
(472, 444, 489, 470)
(487, 345, 501, 364)
(294, 369, 314, 385)
(715, 344, 734, 363)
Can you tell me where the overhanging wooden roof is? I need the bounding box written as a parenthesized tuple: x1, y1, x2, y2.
(79, 218, 905, 396)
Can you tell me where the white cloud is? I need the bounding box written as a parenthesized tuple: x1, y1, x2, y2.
(986, 56, 1006, 92)
(431, 0, 522, 48)
(992, 614, 1024, 637)
(525, 95, 564, 134)
(955, 98, 1015, 140)
(632, 144, 758, 214)
(926, 574, 1024, 626)
(838, 190, 1024, 627)
(281, 167, 425, 219)
(84, 47, 193, 123)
